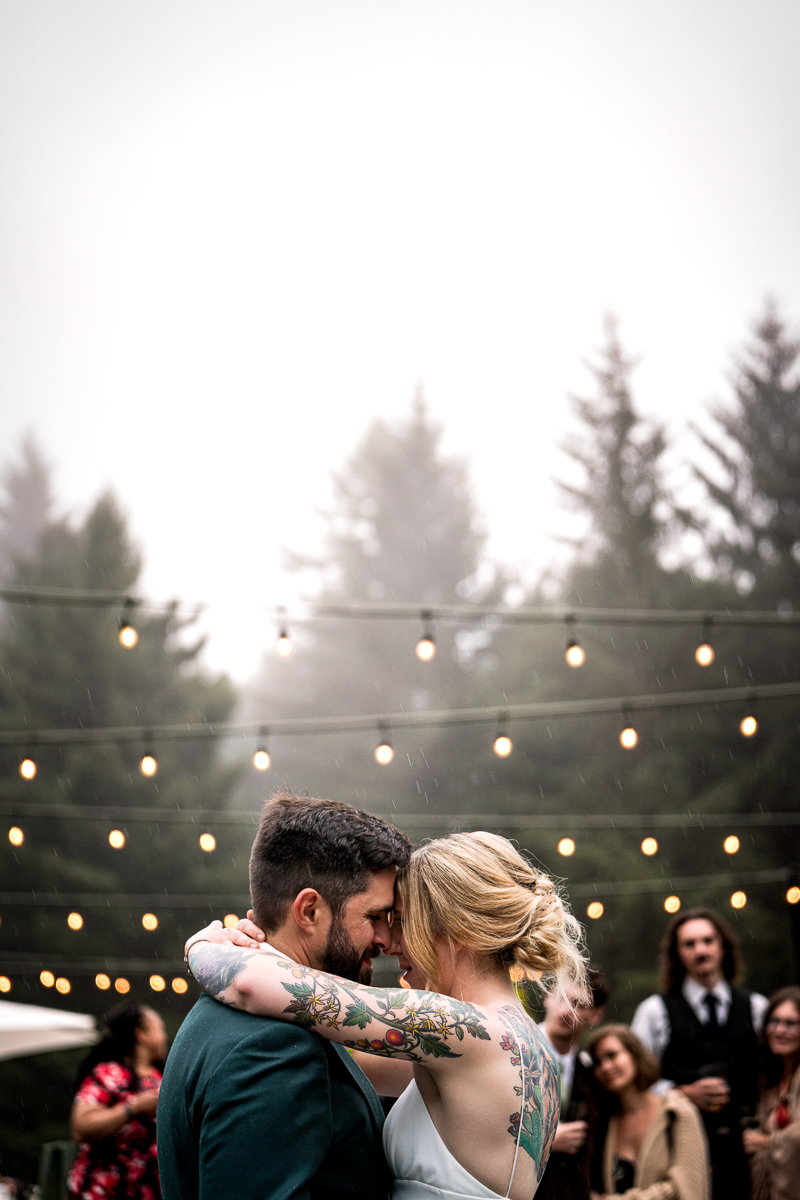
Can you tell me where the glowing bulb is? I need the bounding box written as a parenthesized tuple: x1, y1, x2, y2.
(415, 636, 436, 661)
(0, 977, 10, 993)
(695, 643, 715, 666)
(493, 735, 512, 757)
(664, 895, 681, 913)
(142, 913, 158, 931)
(40, 971, 55, 988)
(172, 977, 189, 994)
(276, 632, 292, 657)
(199, 833, 216, 852)
(587, 901, 604, 919)
(108, 829, 126, 849)
(558, 838, 575, 857)
(55, 977, 70, 994)
(375, 742, 394, 765)
(67, 912, 83, 931)
(740, 715, 757, 737)
(95, 974, 111, 990)
(8, 827, 23, 846)
(119, 624, 138, 648)
(19, 757, 36, 780)
(140, 754, 157, 776)
(724, 835, 740, 855)
(731, 890, 747, 909)
(223, 914, 239, 929)
(115, 977, 130, 993)
(641, 837, 658, 856)
(620, 726, 638, 749)
(150, 975, 166, 992)
(566, 641, 586, 668)
(787, 887, 800, 905)
(253, 749, 271, 771)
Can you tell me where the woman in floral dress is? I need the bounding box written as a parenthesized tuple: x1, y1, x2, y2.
(67, 1002, 167, 1200)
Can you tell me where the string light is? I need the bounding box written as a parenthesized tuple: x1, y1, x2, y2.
(276, 608, 292, 657)
(115, 978, 130, 993)
(787, 887, 800, 905)
(620, 724, 637, 749)
(199, 833, 216, 852)
(150, 975, 166, 991)
(664, 895, 681, 913)
(558, 838, 575, 856)
(724, 836, 740, 855)
(108, 830, 126, 849)
(19, 756, 36, 780)
(0, 977, 10, 993)
(641, 838, 658, 856)
(172, 977, 189, 994)
(55, 977, 70, 994)
(142, 913, 158, 931)
(118, 599, 138, 649)
(740, 715, 758, 737)
(95, 974, 111, 990)
(493, 734, 512, 757)
(564, 618, 585, 667)
(140, 753, 157, 777)
(695, 617, 714, 666)
(67, 912, 83, 931)
(415, 611, 436, 661)
(587, 901, 604, 919)
(223, 914, 239, 929)
(730, 891, 747, 909)
(40, 971, 54, 987)
(253, 729, 271, 771)
(8, 827, 23, 846)
(374, 725, 394, 765)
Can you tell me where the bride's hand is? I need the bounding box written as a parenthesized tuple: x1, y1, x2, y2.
(184, 915, 265, 959)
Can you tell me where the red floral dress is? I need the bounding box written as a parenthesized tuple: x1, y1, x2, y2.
(67, 1061, 161, 1200)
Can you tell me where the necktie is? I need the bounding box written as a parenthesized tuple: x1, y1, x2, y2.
(703, 992, 719, 1030)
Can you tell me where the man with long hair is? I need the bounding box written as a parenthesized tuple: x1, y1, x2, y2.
(632, 907, 768, 1200)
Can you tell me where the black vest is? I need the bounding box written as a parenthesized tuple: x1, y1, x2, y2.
(660, 986, 759, 1107)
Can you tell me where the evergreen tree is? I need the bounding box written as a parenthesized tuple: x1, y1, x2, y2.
(0, 437, 53, 578)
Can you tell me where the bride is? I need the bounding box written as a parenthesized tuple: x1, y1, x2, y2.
(185, 830, 585, 1200)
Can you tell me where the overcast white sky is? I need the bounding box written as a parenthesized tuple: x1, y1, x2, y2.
(2, 1, 799, 679)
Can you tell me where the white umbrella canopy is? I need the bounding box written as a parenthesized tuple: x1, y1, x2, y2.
(0, 998, 97, 1061)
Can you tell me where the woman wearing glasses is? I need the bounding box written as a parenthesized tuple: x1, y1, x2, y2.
(744, 986, 800, 1200)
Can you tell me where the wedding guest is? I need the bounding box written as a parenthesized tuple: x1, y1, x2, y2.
(67, 1002, 167, 1200)
(588, 1025, 709, 1200)
(744, 986, 800, 1200)
(632, 908, 767, 1200)
(536, 965, 609, 1200)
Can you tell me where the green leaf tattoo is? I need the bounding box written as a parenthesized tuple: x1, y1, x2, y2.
(278, 961, 491, 1061)
(498, 1005, 560, 1178)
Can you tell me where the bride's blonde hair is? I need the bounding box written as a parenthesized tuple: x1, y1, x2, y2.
(399, 831, 586, 998)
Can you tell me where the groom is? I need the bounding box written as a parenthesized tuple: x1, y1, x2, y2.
(158, 792, 412, 1200)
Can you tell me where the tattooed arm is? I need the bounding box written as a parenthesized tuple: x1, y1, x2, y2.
(186, 939, 491, 1068)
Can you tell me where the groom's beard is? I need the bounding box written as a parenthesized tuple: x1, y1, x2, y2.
(321, 917, 377, 984)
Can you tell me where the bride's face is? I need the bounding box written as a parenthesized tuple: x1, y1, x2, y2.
(392, 894, 450, 992)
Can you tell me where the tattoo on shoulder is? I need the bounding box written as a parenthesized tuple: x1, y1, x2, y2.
(498, 1004, 560, 1179)
(189, 944, 260, 1005)
(279, 962, 491, 1061)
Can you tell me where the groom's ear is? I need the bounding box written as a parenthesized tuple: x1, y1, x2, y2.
(292, 887, 331, 933)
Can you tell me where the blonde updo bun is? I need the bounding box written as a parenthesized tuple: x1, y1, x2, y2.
(399, 831, 585, 999)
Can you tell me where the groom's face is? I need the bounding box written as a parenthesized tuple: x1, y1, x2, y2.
(319, 867, 397, 984)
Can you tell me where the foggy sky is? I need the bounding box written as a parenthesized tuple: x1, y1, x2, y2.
(1, 1, 799, 679)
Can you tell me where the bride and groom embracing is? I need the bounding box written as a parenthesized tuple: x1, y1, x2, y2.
(157, 792, 585, 1200)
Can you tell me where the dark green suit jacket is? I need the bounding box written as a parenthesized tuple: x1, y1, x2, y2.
(157, 994, 391, 1200)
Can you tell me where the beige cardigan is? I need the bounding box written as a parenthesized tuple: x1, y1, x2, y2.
(751, 1064, 800, 1200)
(601, 1089, 710, 1200)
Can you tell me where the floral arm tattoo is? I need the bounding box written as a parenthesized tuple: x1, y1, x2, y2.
(498, 1004, 560, 1179)
(187, 941, 489, 1062)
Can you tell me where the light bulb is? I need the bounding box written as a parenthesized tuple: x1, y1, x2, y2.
(0, 977, 10, 993)
(740, 715, 757, 737)
(199, 832, 216, 852)
(723, 835, 740, 855)
(565, 641, 585, 668)
(95, 974, 111, 990)
(40, 970, 55, 988)
(19, 757, 36, 780)
(150, 975, 166, 992)
(375, 742, 394, 765)
(223, 914, 239, 929)
(119, 623, 138, 649)
(8, 826, 23, 846)
(276, 632, 292, 657)
(115, 977, 130, 994)
(493, 735, 512, 757)
(664, 895, 681, 913)
(67, 912, 83, 930)
(620, 726, 638, 749)
(415, 636, 435, 662)
(786, 886, 800, 905)
(108, 829, 126, 849)
(730, 890, 747, 909)
(695, 643, 714, 666)
(558, 838, 575, 856)
(253, 749, 271, 771)
(142, 913, 158, 930)
(140, 754, 157, 776)
(55, 977, 70, 994)
(587, 902, 604, 920)
(172, 977, 189, 994)
(641, 837, 658, 856)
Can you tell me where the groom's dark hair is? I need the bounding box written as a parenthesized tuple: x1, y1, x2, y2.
(249, 791, 412, 932)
